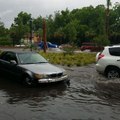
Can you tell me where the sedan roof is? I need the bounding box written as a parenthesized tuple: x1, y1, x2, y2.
(2, 50, 36, 54)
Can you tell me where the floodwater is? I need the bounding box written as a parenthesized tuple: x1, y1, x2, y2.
(0, 64, 120, 120)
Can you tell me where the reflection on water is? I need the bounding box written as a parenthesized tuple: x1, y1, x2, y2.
(0, 64, 120, 120)
(0, 77, 68, 104)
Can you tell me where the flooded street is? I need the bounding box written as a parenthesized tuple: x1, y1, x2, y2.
(0, 64, 120, 120)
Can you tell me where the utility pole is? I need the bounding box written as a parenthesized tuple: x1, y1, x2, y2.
(43, 18, 47, 53)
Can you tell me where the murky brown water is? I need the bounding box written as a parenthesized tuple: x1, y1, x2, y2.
(0, 64, 120, 120)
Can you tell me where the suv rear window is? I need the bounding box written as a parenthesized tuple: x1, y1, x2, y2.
(109, 47, 120, 56)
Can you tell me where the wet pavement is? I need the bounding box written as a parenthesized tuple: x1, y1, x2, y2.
(0, 64, 120, 120)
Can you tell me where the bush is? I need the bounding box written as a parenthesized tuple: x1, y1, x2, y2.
(40, 52, 96, 67)
(93, 35, 110, 46)
(0, 36, 12, 46)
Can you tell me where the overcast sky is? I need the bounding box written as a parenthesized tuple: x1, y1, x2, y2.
(0, 0, 119, 28)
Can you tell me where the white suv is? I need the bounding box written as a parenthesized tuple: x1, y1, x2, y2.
(96, 45, 120, 78)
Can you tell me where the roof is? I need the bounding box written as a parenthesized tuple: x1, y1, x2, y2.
(105, 45, 120, 48)
(1, 50, 36, 54)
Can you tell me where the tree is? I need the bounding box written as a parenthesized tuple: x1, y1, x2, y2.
(10, 12, 31, 44)
(63, 21, 77, 45)
(7, 3, 119, 46)
(109, 2, 120, 44)
(93, 35, 110, 46)
(0, 20, 11, 45)
(33, 16, 43, 31)
(0, 21, 6, 37)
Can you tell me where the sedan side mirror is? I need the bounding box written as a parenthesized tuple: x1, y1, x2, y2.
(10, 60, 17, 65)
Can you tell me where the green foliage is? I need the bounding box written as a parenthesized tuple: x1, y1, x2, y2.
(0, 21, 12, 46)
(0, 36, 12, 46)
(10, 11, 31, 45)
(40, 52, 96, 67)
(14, 11, 31, 26)
(0, 3, 120, 46)
(32, 16, 43, 36)
(63, 46, 77, 55)
(93, 35, 110, 46)
(46, 5, 107, 45)
(63, 21, 77, 44)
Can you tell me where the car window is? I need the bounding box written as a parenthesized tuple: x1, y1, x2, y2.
(18, 53, 48, 64)
(0, 52, 6, 59)
(109, 47, 120, 56)
(2, 52, 17, 63)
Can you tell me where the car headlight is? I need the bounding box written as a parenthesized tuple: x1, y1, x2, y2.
(34, 74, 48, 79)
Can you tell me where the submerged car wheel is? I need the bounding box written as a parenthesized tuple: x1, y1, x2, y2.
(106, 68, 120, 79)
(64, 79, 70, 86)
(24, 76, 35, 86)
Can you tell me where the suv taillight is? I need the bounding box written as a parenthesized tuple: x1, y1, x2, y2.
(98, 54, 104, 61)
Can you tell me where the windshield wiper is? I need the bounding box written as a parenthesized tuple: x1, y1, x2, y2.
(23, 62, 35, 64)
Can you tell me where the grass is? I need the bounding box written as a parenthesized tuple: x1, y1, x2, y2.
(40, 52, 96, 67)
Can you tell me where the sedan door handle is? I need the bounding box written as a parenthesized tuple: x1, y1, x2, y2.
(117, 59, 120, 61)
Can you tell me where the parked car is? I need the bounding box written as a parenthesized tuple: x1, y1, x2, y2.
(47, 48, 64, 53)
(0, 51, 69, 86)
(96, 45, 120, 78)
(15, 44, 26, 47)
(59, 44, 72, 49)
(80, 42, 104, 52)
(38, 41, 58, 49)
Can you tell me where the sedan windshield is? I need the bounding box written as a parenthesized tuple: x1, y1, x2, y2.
(18, 52, 48, 64)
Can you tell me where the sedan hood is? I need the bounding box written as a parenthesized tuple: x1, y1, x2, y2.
(19, 63, 65, 74)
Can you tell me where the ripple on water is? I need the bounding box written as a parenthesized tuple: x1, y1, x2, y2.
(95, 78, 120, 105)
(1, 64, 120, 120)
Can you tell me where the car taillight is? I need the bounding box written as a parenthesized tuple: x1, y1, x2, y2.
(98, 54, 104, 61)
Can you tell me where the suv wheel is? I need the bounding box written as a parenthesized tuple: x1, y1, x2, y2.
(105, 68, 120, 79)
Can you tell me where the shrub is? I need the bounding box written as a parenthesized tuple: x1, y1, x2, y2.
(40, 52, 96, 67)
(0, 36, 12, 46)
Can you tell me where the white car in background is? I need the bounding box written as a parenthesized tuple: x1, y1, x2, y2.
(96, 45, 120, 78)
(15, 44, 26, 47)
